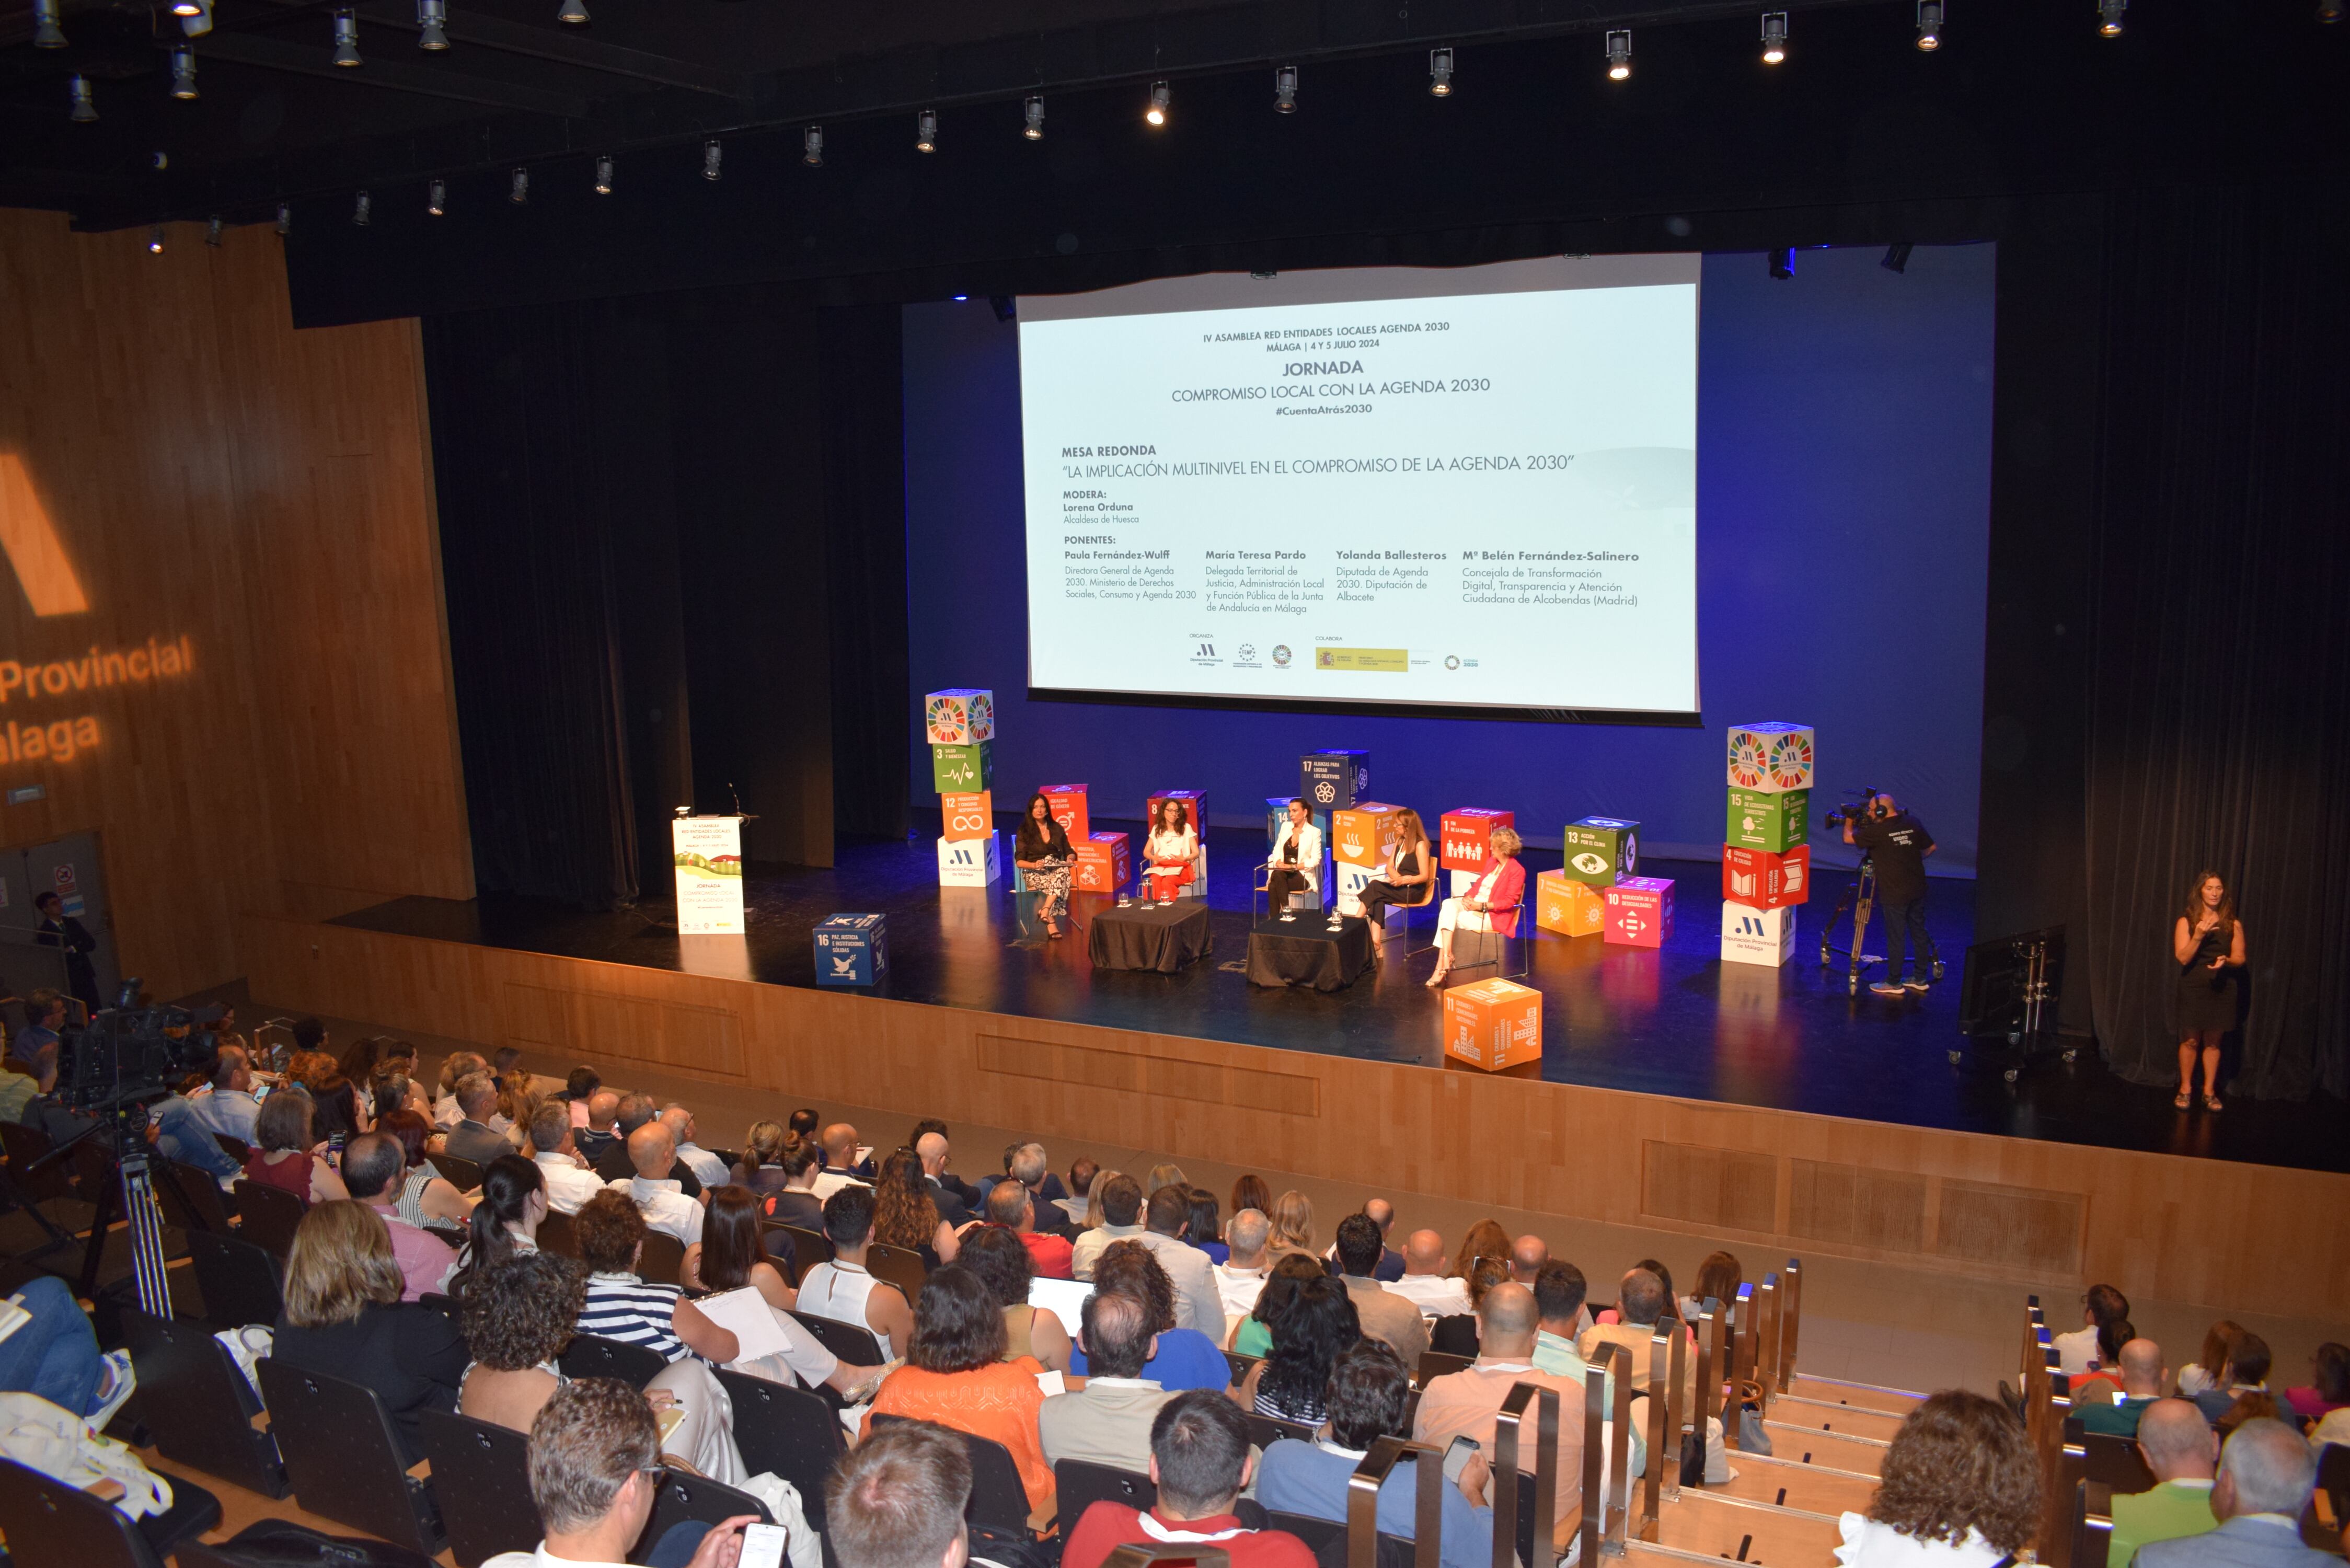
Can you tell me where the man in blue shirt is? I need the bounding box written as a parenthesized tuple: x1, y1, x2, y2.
(10, 989, 64, 1083)
(1255, 1338, 1494, 1568)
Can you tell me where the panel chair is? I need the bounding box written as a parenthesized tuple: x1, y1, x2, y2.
(119, 1309, 286, 1499)
(1449, 897, 1529, 982)
(420, 1408, 542, 1568)
(256, 1359, 444, 1557)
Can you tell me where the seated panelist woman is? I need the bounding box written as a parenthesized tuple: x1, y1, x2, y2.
(1426, 826, 1524, 986)
(1013, 792, 1077, 939)
(1353, 808, 1434, 937)
(1143, 799, 1199, 904)
(1264, 797, 1323, 920)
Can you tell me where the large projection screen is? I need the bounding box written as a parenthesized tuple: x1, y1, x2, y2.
(1017, 255, 1701, 723)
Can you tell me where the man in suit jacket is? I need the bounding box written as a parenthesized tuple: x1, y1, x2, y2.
(1040, 1290, 1177, 1474)
(440, 1074, 514, 1167)
(2136, 1419, 2336, 1568)
(916, 1132, 971, 1226)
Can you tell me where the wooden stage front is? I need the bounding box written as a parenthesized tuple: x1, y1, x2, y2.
(239, 910, 2350, 1322)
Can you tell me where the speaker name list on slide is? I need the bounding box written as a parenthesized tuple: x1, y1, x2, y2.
(1019, 270, 1699, 713)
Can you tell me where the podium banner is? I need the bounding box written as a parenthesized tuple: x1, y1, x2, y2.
(672, 816, 747, 935)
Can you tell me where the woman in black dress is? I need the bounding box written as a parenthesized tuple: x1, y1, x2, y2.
(1353, 807, 1435, 939)
(1011, 792, 1076, 939)
(2172, 869, 2246, 1112)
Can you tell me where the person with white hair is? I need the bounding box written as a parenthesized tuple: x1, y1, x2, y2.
(1216, 1208, 1274, 1321)
(2109, 1399, 2219, 1567)
(2135, 1417, 2334, 1568)
(662, 1105, 728, 1189)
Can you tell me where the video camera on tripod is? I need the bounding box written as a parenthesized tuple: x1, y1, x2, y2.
(1820, 788, 1887, 834)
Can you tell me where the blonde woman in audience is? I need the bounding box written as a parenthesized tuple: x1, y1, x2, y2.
(433, 1051, 487, 1127)
(1834, 1391, 2038, 1568)
(1266, 1190, 1317, 1262)
(1079, 1169, 1124, 1230)
(501, 1085, 547, 1152)
(729, 1120, 793, 1200)
(1145, 1162, 1189, 1196)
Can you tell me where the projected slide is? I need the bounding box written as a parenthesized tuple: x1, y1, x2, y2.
(1017, 255, 1701, 719)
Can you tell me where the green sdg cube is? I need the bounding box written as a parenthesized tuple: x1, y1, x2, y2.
(1725, 788, 1808, 853)
(1561, 816, 1640, 887)
(930, 740, 994, 794)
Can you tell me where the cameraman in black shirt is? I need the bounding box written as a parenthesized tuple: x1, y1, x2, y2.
(1844, 793, 1938, 997)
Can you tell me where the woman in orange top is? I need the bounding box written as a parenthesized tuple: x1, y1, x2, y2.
(861, 1264, 1055, 1517)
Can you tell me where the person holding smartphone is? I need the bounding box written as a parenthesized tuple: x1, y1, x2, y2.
(2172, 870, 2247, 1112)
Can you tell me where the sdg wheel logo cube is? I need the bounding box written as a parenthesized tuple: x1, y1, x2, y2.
(1726, 723, 1814, 793)
(923, 689, 996, 746)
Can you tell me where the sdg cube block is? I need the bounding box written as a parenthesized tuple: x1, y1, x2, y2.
(1333, 860, 1381, 917)
(1040, 783, 1090, 844)
(935, 832, 1003, 888)
(1443, 978, 1543, 1072)
(1726, 788, 1809, 854)
(1603, 876, 1675, 948)
(941, 791, 994, 842)
(1145, 789, 1207, 839)
(930, 741, 994, 794)
(1725, 722, 1815, 793)
(1534, 870, 1606, 938)
(1720, 844, 1811, 909)
(1439, 808, 1515, 874)
(1073, 831, 1131, 894)
(1720, 902, 1800, 968)
(814, 914, 888, 986)
(1266, 797, 1331, 850)
(1562, 816, 1641, 887)
(1300, 750, 1371, 811)
(923, 689, 995, 746)
(1331, 802, 1405, 868)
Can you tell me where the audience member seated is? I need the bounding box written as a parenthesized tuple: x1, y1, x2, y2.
(913, 1130, 974, 1225)
(0, 1273, 137, 1431)
(1186, 1187, 1230, 1266)
(591, 1094, 703, 1195)
(1257, 1339, 1494, 1568)
(272, 1200, 467, 1465)
(729, 1120, 793, 1200)
(2083, 1339, 2170, 1437)
(813, 1121, 873, 1200)
(146, 1068, 248, 1189)
(1834, 1391, 2038, 1568)
(1332, 1212, 1428, 1368)
(560, 1066, 600, 1119)
(1688, 1250, 1743, 1319)
(798, 1184, 915, 1359)
(1266, 1190, 1318, 1266)
(437, 1071, 514, 1166)
(757, 1133, 828, 1229)
(1073, 1172, 1149, 1278)
(1321, 1198, 1403, 1282)
(1238, 1273, 1359, 1425)
(528, 1099, 612, 1214)
(959, 1220, 1075, 1374)
(1530, 1260, 1600, 1386)
(1000, 1142, 1072, 1223)
(2109, 1398, 2220, 1568)
(1218, 1208, 1274, 1323)
(376, 1106, 477, 1227)
(2135, 1418, 2333, 1568)
(609, 1121, 707, 1246)
(429, 1048, 483, 1127)
(1579, 1267, 1698, 1414)
(291, 1044, 370, 1143)
(2056, 1284, 2133, 1380)
(1069, 1241, 1231, 1392)
(684, 1185, 794, 1307)
(2073, 1317, 2138, 1402)
(573, 1090, 623, 1162)
(1429, 1258, 1512, 1359)
(340, 1131, 459, 1300)
(452, 1154, 549, 1292)
(2216, 1391, 2291, 1442)
(1061, 1155, 1102, 1228)
(479, 1378, 757, 1568)
(2194, 1332, 2276, 1425)
(1235, 1253, 1333, 1357)
(866, 1147, 957, 1266)
(458, 1250, 591, 1431)
(1452, 1220, 1510, 1283)
(988, 1178, 1074, 1279)
(863, 1265, 1055, 1518)
(827, 1419, 971, 1568)
(1508, 1235, 1548, 1286)
(1060, 1391, 1315, 1568)
(243, 1089, 350, 1207)
(1041, 1288, 1180, 1473)
(1387, 1230, 1472, 1320)
(1121, 1182, 1226, 1335)
(1144, 1162, 1188, 1196)
(194, 1044, 260, 1143)
(663, 1104, 729, 1190)
(10, 989, 64, 1084)
(1412, 1281, 1584, 1527)
(0, 1049, 41, 1125)
(2284, 1341, 2348, 1428)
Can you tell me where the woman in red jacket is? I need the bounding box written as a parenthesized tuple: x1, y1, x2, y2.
(1426, 826, 1525, 987)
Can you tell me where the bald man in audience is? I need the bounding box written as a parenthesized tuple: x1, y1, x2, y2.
(916, 1132, 971, 1225)
(1216, 1209, 1273, 1324)
(988, 1177, 1073, 1279)
(1579, 1267, 1698, 1414)
(2082, 1339, 2169, 1437)
(1510, 1235, 1548, 1285)
(572, 1090, 623, 1161)
(2137, 1417, 2332, 1568)
(607, 1121, 705, 1245)
(2109, 1399, 2219, 1567)
(1411, 1282, 1584, 1525)
(814, 1122, 871, 1201)
(1386, 1231, 1472, 1319)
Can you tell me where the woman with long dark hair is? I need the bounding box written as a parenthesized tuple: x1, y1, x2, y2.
(1012, 792, 1077, 938)
(682, 1186, 794, 1311)
(1352, 808, 1435, 935)
(874, 1147, 960, 1265)
(1240, 1272, 1362, 1424)
(2171, 870, 2247, 1112)
(1142, 797, 1199, 903)
(447, 1154, 546, 1297)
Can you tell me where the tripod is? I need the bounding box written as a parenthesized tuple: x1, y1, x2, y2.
(1817, 854, 1883, 996)
(19, 1104, 180, 1321)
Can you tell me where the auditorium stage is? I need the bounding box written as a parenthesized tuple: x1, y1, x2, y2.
(328, 821, 2344, 1178)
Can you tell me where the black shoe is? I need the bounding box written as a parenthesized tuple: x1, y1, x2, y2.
(1998, 1379, 2026, 1420)
(1903, 976, 1931, 993)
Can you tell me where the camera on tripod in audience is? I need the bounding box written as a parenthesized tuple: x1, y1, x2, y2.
(53, 978, 221, 1116)
(1821, 789, 1888, 834)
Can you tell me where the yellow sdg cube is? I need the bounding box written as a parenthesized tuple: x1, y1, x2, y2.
(1443, 978, 1543, 1071)
(1534, 870, 1605, 937)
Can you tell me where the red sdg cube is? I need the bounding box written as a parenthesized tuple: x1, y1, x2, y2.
(1073, 832, 1131, 893)
(1603, 876, 1675, 948)
(1040, 784, 1090, 844)
(1439, 808, 1514, 873)
(1720, 845, 1811, 910)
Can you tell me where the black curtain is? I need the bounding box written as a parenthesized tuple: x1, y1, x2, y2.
(820, 306, 912, 840)
(2080, 183, 2350, 1099)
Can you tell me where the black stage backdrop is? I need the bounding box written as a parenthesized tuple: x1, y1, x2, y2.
(428, 294, 907, 905)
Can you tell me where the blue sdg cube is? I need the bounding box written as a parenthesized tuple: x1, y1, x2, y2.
(1299, 751, 1370, 811)
(814, 913, 889, 986)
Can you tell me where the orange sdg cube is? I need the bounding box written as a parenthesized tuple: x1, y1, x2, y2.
(1041, 784, 1090, 844)
(1443, 979, 1543, 1071)
(1534, 870, 1606, 937)
(1073, 831, 1131, 893)
(941, 791, 993, 842)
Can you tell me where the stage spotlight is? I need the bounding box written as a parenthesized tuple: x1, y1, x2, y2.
(1915, 0, 1944, 50)
(916, 108, 938, 152)
(1146, 80, 1171, 125)
(595, 155, 613, 194)
(703, 139, 722, 179)
(276, 201, 291, 235)
(417, 0, 448, 49)
(178, 0, 212, 38)
(803, 125, 823, 165)
(2098, 0, 2125, 33)
(2320, 0, 2345, 21)
(68, 75, 95, 122)
(1881, 242, 1913, 272)
(428, 178, 446, 215)
(332, 9, 362, 66)
(1606, 30, 1632, 80)
(353, 190, 372, 226)
(1768, 247, 1794, 279)
(1024, 96, 1044, 139)
(206, 215, 222, 245)
(1429, 47, 1455, 95)
(1273, 65, 1298, 112)
(989, 295, 1016, 322)
(147, 226, 165, 255)
(1761, 12, 1789, 63)
(951, 293, 969, 302)
(170, 0, 201, 15)
(558, 0, 588, 22)
(170, 48, 198, 99)
(32, 0, 65, 47)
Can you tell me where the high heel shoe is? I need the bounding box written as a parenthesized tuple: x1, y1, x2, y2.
(1423, 964, 1449, 988)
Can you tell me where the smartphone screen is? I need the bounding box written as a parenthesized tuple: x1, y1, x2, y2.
(739, 1522, 789, 1568)
(1442, 1435, 1479, 1484)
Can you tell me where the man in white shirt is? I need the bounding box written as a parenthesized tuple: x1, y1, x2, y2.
(194, 1045, 260, 1144)
(432, 1051, 488, 1129)
(811, 1122, 871, 1202)
(530, 1101, 611, 1214)
(662, 1104, 729, 1190)
(2054, 1283, 2130, 1379)
(608, 1122, 705, 1246)
(1265, 797, 1324, 917)
(1216, 1208, 1274, 1321)
(1386, 1229, 1473, 1319)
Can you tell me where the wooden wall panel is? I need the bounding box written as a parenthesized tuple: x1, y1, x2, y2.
(0, 213, 470, 997)
(240, 912, 2350, 1322)
(1787, 1158, 1929, 1254)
